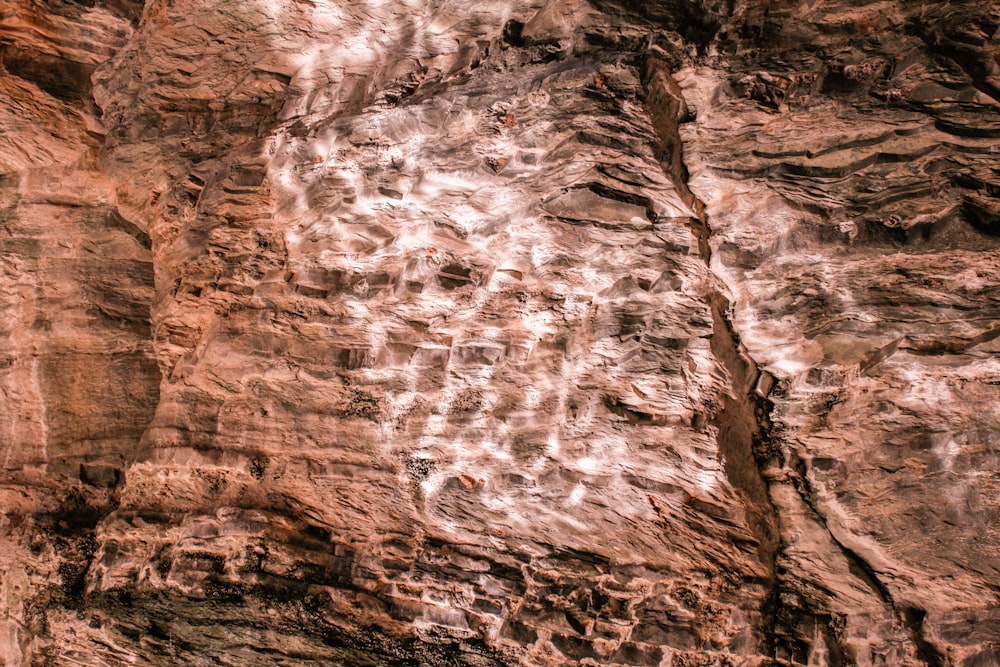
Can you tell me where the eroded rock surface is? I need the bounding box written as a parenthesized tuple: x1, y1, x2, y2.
(679, 2, 1000, 664)
(0, 0, 998, 665)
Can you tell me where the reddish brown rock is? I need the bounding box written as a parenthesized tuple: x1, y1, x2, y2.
(1, 0, 999, 665)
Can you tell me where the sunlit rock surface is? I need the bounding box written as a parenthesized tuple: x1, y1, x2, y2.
(1, 0, 999, 665)
(678, 2, 1000, 664)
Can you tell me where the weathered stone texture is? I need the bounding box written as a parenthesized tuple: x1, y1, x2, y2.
(1, 0, 999, 665)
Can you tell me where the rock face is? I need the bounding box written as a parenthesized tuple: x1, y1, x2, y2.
(1, 0, 999, 665)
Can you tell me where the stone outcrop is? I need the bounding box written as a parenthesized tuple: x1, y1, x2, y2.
(1, 0, 999, 665)
(677, 3, 1000, 664)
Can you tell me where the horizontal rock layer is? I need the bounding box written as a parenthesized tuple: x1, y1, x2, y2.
(0, 0, 998, 665)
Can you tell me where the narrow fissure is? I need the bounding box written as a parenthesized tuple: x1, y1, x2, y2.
(707, 296, 785, 658)
(641, 49, 949, 666)
(640, 51, 783, 655)
(791, 458, 947, 667)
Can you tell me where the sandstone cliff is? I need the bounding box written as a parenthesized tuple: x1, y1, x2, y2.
(1, 0, 999, 665)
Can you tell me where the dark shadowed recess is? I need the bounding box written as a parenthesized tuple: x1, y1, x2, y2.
(587, 0, 733, 48)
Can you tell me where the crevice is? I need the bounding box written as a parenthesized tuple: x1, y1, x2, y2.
(707, 293, 787, 660)
(640, 49, 951, 667)
(790, 460, 890, 605)
(904, 607, 949, 667)
(913, 28, 1000, 105)
(790, 457, 948, 667)
(640, 51, 783, 657)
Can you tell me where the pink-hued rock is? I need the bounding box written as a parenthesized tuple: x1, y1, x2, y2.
(1, 0, 999, 664)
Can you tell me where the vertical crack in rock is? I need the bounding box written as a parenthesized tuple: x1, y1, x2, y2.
(705, 295, 783, 656)
(641, 52, 782, 657)
(643, 45, 952, 667)
(790, 457, 947, 667)
(674, 2, 1000, 662)
(644, 44, 952, 666)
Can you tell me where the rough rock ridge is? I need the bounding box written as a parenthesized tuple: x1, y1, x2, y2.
(0, 0, 999, 665)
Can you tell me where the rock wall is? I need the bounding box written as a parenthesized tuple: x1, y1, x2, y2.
(678, 3, 1000, 664)
(1, 0, 998, 665)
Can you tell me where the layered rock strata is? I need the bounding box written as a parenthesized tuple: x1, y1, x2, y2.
(0, 1, 156, 664)
(679, 2, 1000, 664)
(0, 0, 998, 665)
